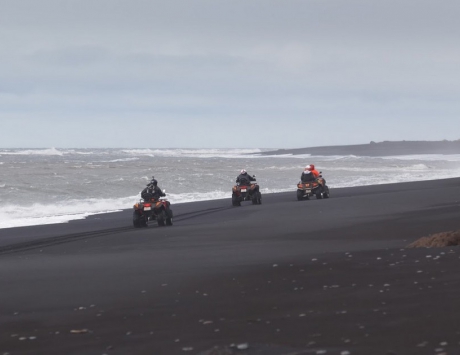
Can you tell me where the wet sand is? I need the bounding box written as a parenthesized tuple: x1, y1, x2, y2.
(1, 178, 460, 355)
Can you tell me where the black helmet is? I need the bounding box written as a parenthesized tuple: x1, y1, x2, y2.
(151, 179, 158, 186)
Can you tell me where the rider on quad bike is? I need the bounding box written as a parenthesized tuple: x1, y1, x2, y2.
(306, 164, 320, 178)
(134, 177, 172, 228)
(236, 169, 257, 186)
(297, 165, 330, 200)
(232, 169, 262, 206)
(300, 167, 316, 183)
(141, 177, 165, 201)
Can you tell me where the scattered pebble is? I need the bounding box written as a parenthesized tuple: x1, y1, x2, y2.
(70, 329, 88, 334)
(182, 347, 193, 351)
(236, 343, 249, 350)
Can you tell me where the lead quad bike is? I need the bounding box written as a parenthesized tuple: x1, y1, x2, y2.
(133, 194, 173, 227)
(296, 176, 330, 201)
(232, 178, 262, 206)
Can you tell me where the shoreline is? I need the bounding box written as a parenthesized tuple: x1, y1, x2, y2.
(1, 177, 460, 354)
(2, 176, 460, 232)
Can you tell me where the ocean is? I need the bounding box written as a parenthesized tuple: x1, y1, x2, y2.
(1, 147, 460, 229)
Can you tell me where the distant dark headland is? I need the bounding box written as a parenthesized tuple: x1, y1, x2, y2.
(260, 140, 460, 157)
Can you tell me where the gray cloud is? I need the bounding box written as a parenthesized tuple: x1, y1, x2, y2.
(1, 0, 459, 147)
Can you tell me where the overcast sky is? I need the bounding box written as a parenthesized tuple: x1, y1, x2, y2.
(1, 0, 459, 148)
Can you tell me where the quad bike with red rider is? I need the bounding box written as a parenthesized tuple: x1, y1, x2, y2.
(232, 169, 262, 206)
(133, 178, 173, 227)
(297, 165, 330, 200)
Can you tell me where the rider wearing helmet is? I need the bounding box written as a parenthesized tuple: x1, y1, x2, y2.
(306, 164, 328, 189)
(236, 169, 256, 186)
(141, 176, 165, 201)
(307, 164, 320, 178)
(301, 166, 316, 182)
(236, 169, 259, 196)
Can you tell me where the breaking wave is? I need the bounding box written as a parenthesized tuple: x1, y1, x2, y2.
(0, 148, 64, 156)
(121, 148, 263, 158)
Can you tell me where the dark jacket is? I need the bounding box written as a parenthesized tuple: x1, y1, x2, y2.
(300, 171, 316, 182)
(236, 173, 256, 186)
(141, 185, 165, 201)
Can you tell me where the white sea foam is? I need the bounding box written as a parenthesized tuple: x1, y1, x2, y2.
(330, 169, 460, 189)
(101, 158, 140, 163)
(0, 148, 64, 156)
(70, 150, 96, 155)
(122, 148, 263, 158)
(381, 154, 460, 162)
(325, 164, 432, 172)
(0, 187, 292, 229)
(0, 196, 138, 229)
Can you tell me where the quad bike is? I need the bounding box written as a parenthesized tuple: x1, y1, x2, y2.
(232, 177, 262, 206)
(133, 193, 173, 228)
(297, 176, 330, 201)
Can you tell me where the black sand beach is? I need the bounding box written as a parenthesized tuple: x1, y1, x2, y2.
(1, 178, 460, 355)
